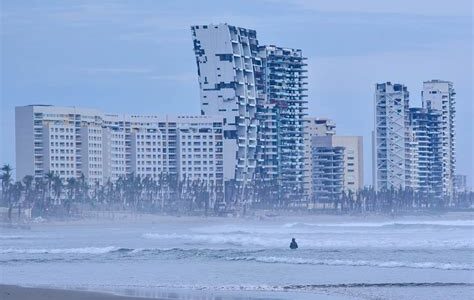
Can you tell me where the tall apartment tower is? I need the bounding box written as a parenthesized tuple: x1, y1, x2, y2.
(373, 82, 410, 191)
(258, 45, 308, 198)
(407, 108, 443, 198)
(191, 24, 259, 185)
(422, 80, 456, 198)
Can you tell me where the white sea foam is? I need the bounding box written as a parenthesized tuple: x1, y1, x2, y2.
(225, 256, 473, 270)
(283, 219, 474, 228)
(0, 246, 119, 254)
(142, 232, 473, 250)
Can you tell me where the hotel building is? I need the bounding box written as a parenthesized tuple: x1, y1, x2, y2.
(15, 105, 224, 194)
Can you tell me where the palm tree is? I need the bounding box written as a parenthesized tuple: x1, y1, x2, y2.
(51, 175, 63, 207)
(44, 171, 55, 208)
(1, 164, 13, 206)
(22, 175, 34, 215)
(11, 182, 24, 220)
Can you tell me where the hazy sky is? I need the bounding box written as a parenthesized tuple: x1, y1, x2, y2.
(1, 0, 473, 186)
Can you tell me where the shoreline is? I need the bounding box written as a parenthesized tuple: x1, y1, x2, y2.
(1, 210, 472, 228)
(0, 284, 159, 300)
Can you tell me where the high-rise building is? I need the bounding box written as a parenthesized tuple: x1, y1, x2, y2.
(191, 24, 308, 202)
(422, 80, 456, 198)
(373, 82, 410, 191)
(257, 45, 308, 198)
(332, 136, 364, 193)
(191, 24, 259, 185)
(373, 80, 456, 201)
(407, 108, 443, 198)
(15, 105, 224, 194)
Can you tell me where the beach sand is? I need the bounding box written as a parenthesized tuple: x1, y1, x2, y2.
(0, 285, 158, 300)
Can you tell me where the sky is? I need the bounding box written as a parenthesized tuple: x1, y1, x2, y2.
(1, 0, 473, 186)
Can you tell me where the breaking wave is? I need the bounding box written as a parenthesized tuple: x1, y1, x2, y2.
(142, 232, 473, 250)
(283, 220, 474, 229)
(225, 256, 473, 270)
(0, 246, 120, 254)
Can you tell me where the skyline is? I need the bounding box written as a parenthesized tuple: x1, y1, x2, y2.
(1, 0, 473, 186)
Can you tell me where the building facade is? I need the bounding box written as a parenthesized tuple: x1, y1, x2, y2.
(191, 24, 309, 202)
(191, 24, 259, 185)
(373, 80, 456, 200)
(257, 45, 308, 198)
(303, 117, 336, 198)
(407, 108, 443, 198)
(422, 80, 456, 198)
(15, 105, 224, 193)
(373, 82, 410, 191)
(332, 136, 364, 193)
(311, 136, 345, 204)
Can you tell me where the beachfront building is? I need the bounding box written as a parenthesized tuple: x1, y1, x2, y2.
(309, 134, 364, 206)
(303, 117, 336, 198)
(332, 136, 364, 193)
(191, 24, 259, 186)
(257, 45, 308, 201)
(373, 80, 456, 201)
(15, 105, 224, 193)
(191, 23, 309, 203)
(407, 107, 443, 199)
(311, 136, 345, 205)
(422, 80, 456, 198)
(373, 82, 410, 191)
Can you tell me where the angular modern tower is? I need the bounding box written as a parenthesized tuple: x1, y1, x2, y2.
(191, 24, 309, 204)
(422, 80, 456, 198)
(373, 82, 410, 191)
(191, 24, 259, 185)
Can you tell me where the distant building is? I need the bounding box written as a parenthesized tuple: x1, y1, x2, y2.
(422, 80, 456, 198)
(311, 136, 345, 204)
(373, 82, 410, 191)
(303, 117, 336, 198)
(373, 80, 456, 200)
(407, 107, 443, 199)
(191, 24, 308, 202)
(191, 24, 259, 185)
(15, 105, 225, 195)
(257, 45, 308, 198)
(332, 136, 364, 193)
(454, 175, 468, 193)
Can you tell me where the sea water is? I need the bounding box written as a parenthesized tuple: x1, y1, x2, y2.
(0, 215, 473, 299)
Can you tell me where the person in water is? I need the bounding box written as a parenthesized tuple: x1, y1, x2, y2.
(290, 238, 298, 249)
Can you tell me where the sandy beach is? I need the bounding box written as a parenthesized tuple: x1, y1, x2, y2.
(0, 285, 158, 300)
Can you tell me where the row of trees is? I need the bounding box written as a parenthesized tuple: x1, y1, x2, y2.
(1, 164, 472, 221)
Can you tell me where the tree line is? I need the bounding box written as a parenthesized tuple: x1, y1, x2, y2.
(1, 164, 472, 221)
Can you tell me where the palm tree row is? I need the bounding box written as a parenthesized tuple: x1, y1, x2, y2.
(1, 163, 472, 220)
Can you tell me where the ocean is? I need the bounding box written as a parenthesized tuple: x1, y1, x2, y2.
(1, 214, 473, 299)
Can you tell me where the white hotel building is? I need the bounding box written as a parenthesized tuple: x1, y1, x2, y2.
(15, 105, 224, 192)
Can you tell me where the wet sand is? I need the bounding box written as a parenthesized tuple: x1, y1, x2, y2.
(0, 285, 157, 300)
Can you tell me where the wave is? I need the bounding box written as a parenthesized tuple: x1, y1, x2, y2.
(283, 220, 474, 229)
(0, 246, 120, 254)
(142, 232, 473, 250)
(71, 282, 473, 292)
(0, 235, 36, 240)
(225, 256, 473, 270)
